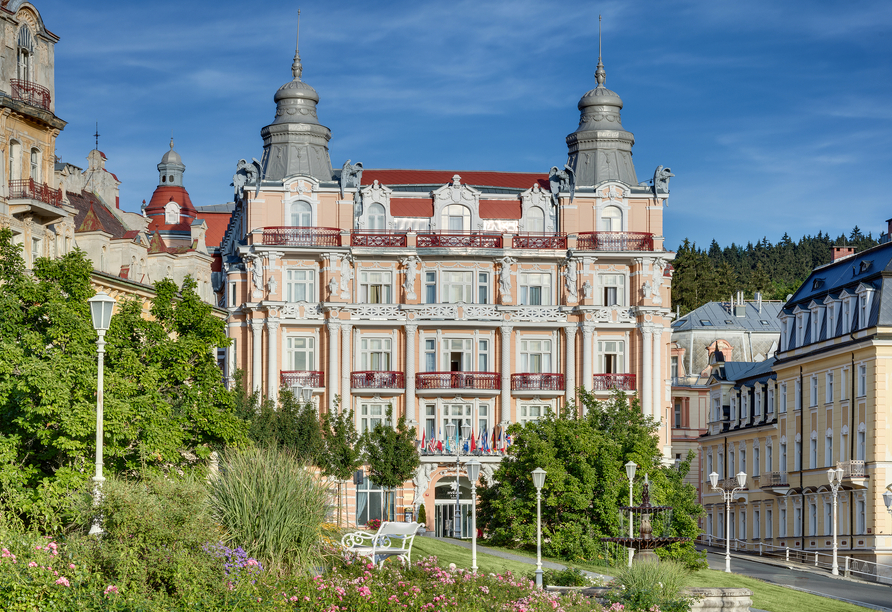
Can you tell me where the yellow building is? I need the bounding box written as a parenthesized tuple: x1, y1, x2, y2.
(700, 245, 892, 581)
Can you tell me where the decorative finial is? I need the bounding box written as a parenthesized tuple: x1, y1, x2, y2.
(94, 122, 100, 150)
(595, 14, 606, 86)
(169, 137, 174, 150)
(292, 9, 303, 80)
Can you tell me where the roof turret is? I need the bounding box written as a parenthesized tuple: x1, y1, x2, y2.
(158, 139, 185, 187)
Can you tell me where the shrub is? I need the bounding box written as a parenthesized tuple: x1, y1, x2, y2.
(536, 566, 595, 587)
(655, 541, 708, 570)
(605, 559, 694, 612)
(207, 446, 329, 575)
(417, 502, 427, 526)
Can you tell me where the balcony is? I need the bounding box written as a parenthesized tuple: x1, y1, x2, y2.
(511, 373, 565, 393)
(7, 179, 65, 220)
(760, 471, 791, 496)
(838, 460, 868, 489)
(262, 227, 341, 247)
(350, 230, 407, 247)
(512, 233, 567, 250)
(592, 373, 636, 391)
(10, 79, 51, 112)
(416, 372, 500, 394)
(576, 231, 654, 252)
(351, 371, 405, 390)
(416, 231, 502, 249)
(280, 370, 324, 389)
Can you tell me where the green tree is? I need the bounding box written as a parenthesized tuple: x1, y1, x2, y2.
(362, 406, 419, 521)
(320, 401, 364, 527)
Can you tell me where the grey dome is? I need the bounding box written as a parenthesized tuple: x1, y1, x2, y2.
(161, 139, 182, 165)
(578, 84, 623, 110)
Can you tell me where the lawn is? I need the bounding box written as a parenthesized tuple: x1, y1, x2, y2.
(410, 536, 537, 576)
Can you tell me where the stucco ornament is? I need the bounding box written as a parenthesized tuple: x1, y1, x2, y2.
(497, 256, 516, 303)
(339, 254, 354, 299)
(582, 280, 593, 299)
(400, 255, 419, 300)
(340, 159, 363, 198)
(327, 277, 338, 299)
(251, 256, 264, 297)
(562, 257, 578, 303)
(413, 463, 437, 506)
(650, 258, 666, 305)
(641, 165, 674, 197)
(267, 275, 278, 296)
(231, 158, 263, 203)
(548, 164, 576, 205)
(481, 463, 497, 485)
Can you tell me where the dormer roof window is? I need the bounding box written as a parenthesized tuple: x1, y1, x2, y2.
(812, 278, 825, 291)
(164, 200, 181, 225)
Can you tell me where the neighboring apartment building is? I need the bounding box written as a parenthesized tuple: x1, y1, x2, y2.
(670, 296, 782, 494)
(700, 245, 892, 577)
(221, 39, 676, 532)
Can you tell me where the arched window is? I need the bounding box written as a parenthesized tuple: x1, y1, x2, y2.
(527, 207, 545, 233)
(30, 148, 40, 182)
(601, 205, 622, 231)
(443, 204, 470, 232)
(9, 140, 22, 181)
(17, 27, 34, 82)
(368, 203, 386, 230)
(291, 201, 312, 227)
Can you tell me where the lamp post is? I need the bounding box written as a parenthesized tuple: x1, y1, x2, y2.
(532, 467, 546, 588)
(466, 459, 481, 572)
(884, 488, 892, 518)
(445, 422, 471, 538)
(827, 466, 844, 576)
(709, 470, 747, 573)
(625, 461, 637, 567)
(87, 291, 116, 536)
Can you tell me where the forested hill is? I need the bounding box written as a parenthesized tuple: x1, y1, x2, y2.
(670, 227, 880, 316)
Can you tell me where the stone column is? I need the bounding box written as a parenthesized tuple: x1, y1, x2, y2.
(581, 322, 595, 393)
(341, 322, 353, 413)
(405, 323, 418, 425)
(652, 326, 663, 425)
(500, 324, 512, 424)
(564, 325, 577, 404)
(327, 319, 341, 412)
(640, 325, 653, 418)
(266, 317, 280, 403)
(251, 320, 263, 394)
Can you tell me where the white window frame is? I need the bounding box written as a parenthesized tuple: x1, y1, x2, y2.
(290, 200, 313, 227)
(358, 402, 392, 433)
(360, 336, 393, 371)
(766, 508, 773, 539)
(519, 272, 552, 306)
(285, 335, 317, 371)
(520, 338, 553, 373)
(780, 382, 787, 414)
(826, 372, 834, 403)
(601, 273, 625, 307)
(425, 271, 437, 304)
(285, 268, 316, 302)
(857, 364, 866, 397)
(810, 375, 818, 407)
(442, 270, 474, 303)
(809, 434, 817, 469)
(754, 447, 760, 476)
(519, 404, 548, 425)
(359, 270, 393, 304)
(825, 429, 833, 468)
(598, 339, 625, 375)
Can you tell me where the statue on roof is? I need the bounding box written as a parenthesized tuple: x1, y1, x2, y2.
(340, 160, 364, 198)
(548, 164, 576, 206)
(640, 165, 674, 197)
(232, 158, 263, 204)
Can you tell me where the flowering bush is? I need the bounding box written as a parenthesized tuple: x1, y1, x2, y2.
(602, 560, 694, 612)
(365, 519, 382, 531)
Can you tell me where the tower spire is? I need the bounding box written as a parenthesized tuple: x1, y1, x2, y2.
(595, 14, 606, 86)
(292, 9, 303, 79)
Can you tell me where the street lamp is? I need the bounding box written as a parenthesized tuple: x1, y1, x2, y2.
(445, 422, 471, 538)
(532, 467, 547, 588)
(827, 466, 844, 576)
(625, 461, 637, 566)
(884, 488, 892, 518)
(466, 459, 481, 572)
(87, 291, 115, 536)
(709, 470, 747, 573)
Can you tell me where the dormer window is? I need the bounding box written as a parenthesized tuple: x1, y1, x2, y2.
(164, 201, 181, 224)
(812, 278, 825, 290)
(443, 204, 470, 232)
(859, 260, 872, 274)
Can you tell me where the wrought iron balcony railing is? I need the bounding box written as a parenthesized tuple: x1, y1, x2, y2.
(591, 373, 636, 391)
(511, 373, 565, 391)
(416, 232, 502, 249)
(837, 460, 865, 478)
(576, 231, 654, 251)
(10, 79, 51, 111)
(761, 471, 788, 487)
(8, 179, 62, 208)
(262, 227, 341, 247)
(280, 370, 324, 388)
(416, 372, 500, 390)
(512, 233, 568, 250)
(350, 230, 408, 247)
(351, 371, 405, 389)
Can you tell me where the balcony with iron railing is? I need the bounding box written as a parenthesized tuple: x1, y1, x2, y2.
(511, 233, 568, 250)
(280, 371, 324, 389)
(416, 231, 502, 249)
(262, 227, 341, 247)
(416, 371, 500, 392)
(351, 371, 405, 390)
(10, 79, 51, 112)
(591, 373, 636, 391)
(576, 231, 654, 251)
(511, 373, 565, 392)
(350, 230, 408, 247)
(7, 179, 64, 217)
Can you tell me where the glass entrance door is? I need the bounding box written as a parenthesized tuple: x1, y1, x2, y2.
(435, 501, 472, 538)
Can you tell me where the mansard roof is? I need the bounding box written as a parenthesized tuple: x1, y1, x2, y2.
(360, 169, 549, 193)
(671, 300, 783, 332)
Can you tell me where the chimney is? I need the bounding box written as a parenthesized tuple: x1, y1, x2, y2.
(832, 246, 855, 262)
(735, 291, 746, 317)
(755, 291, 762, 313)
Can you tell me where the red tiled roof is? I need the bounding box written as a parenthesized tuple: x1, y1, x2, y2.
(122, 230, 140, 240)
(391, 197, 433, 218)
(196, 212, 231, 248)
(148, 231, 167, 254)
(479, 199, 522, 219)
(77, 204, 106, 232)
(145, 185, 196, 215)
(69, 191, 128, 239)
(362, 169, 548, 190)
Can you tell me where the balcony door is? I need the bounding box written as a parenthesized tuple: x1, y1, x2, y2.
(598, 340, 624, 374)
(443, 339, 473, 372)
(286, 336, 315, 371)
(520, 339, 552, 373)
(361, 337, 392, 371)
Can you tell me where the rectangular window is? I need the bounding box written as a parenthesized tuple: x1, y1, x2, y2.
(768, 387, 775, 414)
(780, 382, 787, 414)
(780, 508, 787, 537)
(824, 502, 832, 536)
(810, 375, 818, 407)
(731, 397, 737, 421)
(741, 391, 748, 418)
(286, 336, 315, 371)
(740, 511, 747, 540)
(520, 273, 552, 306)
(825, 433, 833, 468)
(425, 405, 436, 442)
(794, 439, 801, 471)
(754, 447, 760, 476)
(424, 339, 437, 371)
(717, 453, 724, 479)
(359, 271, 392, 304)
(360, 337, 392, 371)
(443, 270, 473, 303)
(355, 478, 395, 526)
(766, 444, 773, 473)
(520, 339, 553, 373)
(754, 510, 760, 539)
(520, 404, 546, 424)
(809, 438, 817, 469)
(478, 340, 490, 372)
(755, 390, 762, 416)
(795, 380, 801, 410)
(858, 365, 866, 397)
(674, 402, 682, 428)
(478, 405, 490, 437)
(766, 509, 773, 539)
(598, 340, 625, 374)
(425, 271, 437, 303)
(856, 500, 866, 534)
(706, 452, 713, 478)
(285, 269, 315, 302)
(841, 369, 848, 401)
(713, 397, 721, 422)
(478, 273, 489, 304)
(442, 338, 473, 372)
(781, 442, 787, 472)
(442, 404, 471, 436)
(826, 372, 834, 403)
(359, 402, 391, 433)
(857, 430, 866, 461)
(740, 448, 746, 476)
(794, 507, 802, 537)
(809, 503, 817, 536)
(602, 274, 624, 306)
(229, 281, 237, 307)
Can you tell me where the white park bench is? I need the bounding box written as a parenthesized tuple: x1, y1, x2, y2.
(340, 521, 421, 568)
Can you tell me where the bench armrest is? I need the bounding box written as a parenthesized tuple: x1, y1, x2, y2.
(341, 531, 377, 548)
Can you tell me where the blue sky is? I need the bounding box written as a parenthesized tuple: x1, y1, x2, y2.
(41, 0, 892, 250)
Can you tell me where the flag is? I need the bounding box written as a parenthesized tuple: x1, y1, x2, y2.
(491, 426, 497, 453)
(498, 430, 504, 452)
(420, 431, 426, 451)
(438, 428, 445, 452)
(470, 429, 476, 452)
